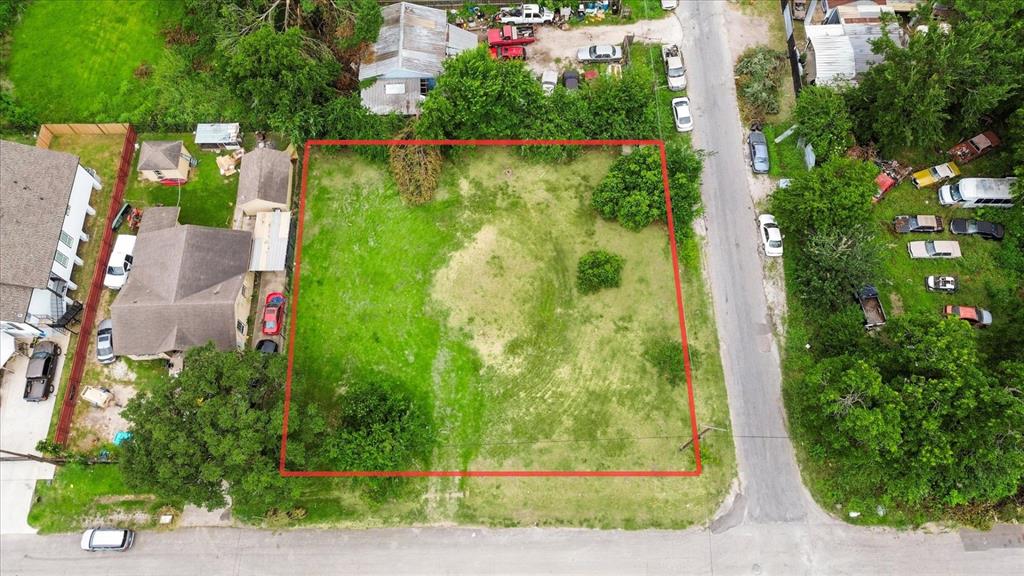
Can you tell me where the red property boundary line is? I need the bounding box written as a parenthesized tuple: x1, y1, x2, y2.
(280, 138, 702, 477)
(54, 126, 137, 445)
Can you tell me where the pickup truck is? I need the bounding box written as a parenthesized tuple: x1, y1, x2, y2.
(487, 25, 536, 47)
(948, 130, 1000, 165)
(661, 44, 686, 91)
(856, 285, 886, 329)
(498, 4, 554, 25)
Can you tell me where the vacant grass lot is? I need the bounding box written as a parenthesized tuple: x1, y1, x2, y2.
(7, 1, 181, 121)
(289, 148, 733, 527)
(123, 133, 238, 228)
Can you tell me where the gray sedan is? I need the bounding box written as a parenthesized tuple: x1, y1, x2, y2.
(748, 130, 769, 174)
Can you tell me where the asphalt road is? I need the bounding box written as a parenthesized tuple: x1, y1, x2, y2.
(676, 0, 811, 523)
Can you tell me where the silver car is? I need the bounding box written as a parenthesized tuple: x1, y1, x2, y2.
(96, 319, 115, 365)
(576, 45, 623, 63)
(748, 131, 769, 173)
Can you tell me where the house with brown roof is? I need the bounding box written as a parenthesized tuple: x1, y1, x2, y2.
(0, 140, 102, 354)
(110, 207, 254, 359)
(137, 140, 194, 183)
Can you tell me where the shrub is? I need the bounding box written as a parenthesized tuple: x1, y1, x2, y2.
(793, 225, 881, 312)
(769, 157, 878, 238)
(389, 125, 442, 205)
(734, 46, 786, 122)
(577, 250, 625, 294)
(643, 337, 686, 387)
(793, 85, 854, 163)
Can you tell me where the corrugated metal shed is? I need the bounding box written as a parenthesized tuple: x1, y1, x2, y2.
(249, 210, 291, 272)
(194, 123, 242, 147)
(805, 25, 857, 86)
(358, 2, 478, 81)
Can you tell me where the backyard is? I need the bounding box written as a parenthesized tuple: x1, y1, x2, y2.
(286, 147, 733, 527)
(6, 0, 182, 122)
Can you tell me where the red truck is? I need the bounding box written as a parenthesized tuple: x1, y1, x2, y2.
(487, 25, 536, 47)
(948, 130, 1000, 165)
(490, 45, 526, 60)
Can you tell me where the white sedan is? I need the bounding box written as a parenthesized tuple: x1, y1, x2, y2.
(661, 0, 678, 9)
(672, 97, 693, 132)
(758, 214, 783, 257)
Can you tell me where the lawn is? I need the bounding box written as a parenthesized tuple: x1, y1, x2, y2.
(7, 0, 182, 122)
(288, 148, 733, 527)
(123, 133, 239, 228)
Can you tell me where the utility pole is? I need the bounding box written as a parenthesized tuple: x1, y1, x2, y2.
(780, 0, 803, 96)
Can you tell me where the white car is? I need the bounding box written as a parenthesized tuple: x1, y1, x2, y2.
(541, 70, 558, 95)
(576, 45, 623, 64)
(758, 214, 783, 257)
(81, 527, 134, 551)
(907, 240, 962, 259)
(672, 97, 693, 132)
(103, 234, 136, 290)
(661, 0, 678, 9)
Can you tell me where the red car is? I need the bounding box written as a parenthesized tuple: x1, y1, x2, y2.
(942, 305, 992, 327)
(262, 292, 285, 335)
(948, 131, 1000, 165)
(489, 45, 526, 60)
(486, 25, 536, 47)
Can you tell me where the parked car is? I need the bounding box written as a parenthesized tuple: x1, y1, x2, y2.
(81, 528, 134, 552)
(24, 341, 61, 402)
(661, 0, 678, 8)
(96, 319, 115, 364)
(661, 44, 686, 90)
(911, 162, 959, 188)
(943, 305, 992, 327)
(748, 130, 769, 174)
(262, 292, 285, 336)
(256, 339, 279, 354)
(487, 24, 536, 47)
(103, 234, 137, 290)
(671, 97, 693, 132)
(907, 240, 962, 259)
(949, 218, 1004, 241)
(541, 70, 558, 94)
(490, 45, 525, 60)
(498, 4, 554, 25)
(757, 214, 783, 257)
(563, 70, 580, 90)
(856, 285, 886, 329)
(939, 177, 1016, 208)
(576, 44, 623, 64)
(925, 275, 958, 293)
(948, 130, 1000, 165)
(893, 215, 943, 234)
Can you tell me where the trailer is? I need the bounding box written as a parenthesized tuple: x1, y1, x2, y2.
(856, 285, 887, 330)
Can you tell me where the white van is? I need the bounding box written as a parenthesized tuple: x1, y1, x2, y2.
(81, 527, 135, 551)
(103, 234, 137, 290)
(938, 177, 1017, 208)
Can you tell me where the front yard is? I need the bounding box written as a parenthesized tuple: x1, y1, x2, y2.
(286, 147, 733, 528)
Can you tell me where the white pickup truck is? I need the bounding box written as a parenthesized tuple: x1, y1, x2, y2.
(499, 4, 554, 25)
(661, 44, 686, 91)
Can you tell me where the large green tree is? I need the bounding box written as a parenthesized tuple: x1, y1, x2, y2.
(793, 225, 881, 311)
(120, 345, 292, 513)
(794, 85, 854, 163)
(769, 157, 878, 238)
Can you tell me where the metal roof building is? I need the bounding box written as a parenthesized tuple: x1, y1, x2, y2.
(249, 210, 291, 272)
(804, 25, 857, 86)
(194, 123, 242, 151)
(358, 2, 478, 115)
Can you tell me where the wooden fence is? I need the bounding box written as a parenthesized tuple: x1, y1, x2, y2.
(36, 123, 131, 150)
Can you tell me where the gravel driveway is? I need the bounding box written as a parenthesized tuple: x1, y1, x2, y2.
(526, 16, 681, 73)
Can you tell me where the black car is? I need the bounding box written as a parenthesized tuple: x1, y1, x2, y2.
(256, 339, 279, 354)
(949, 218, 1004, 240)
(563, 70, 580, 91)
(748, 130, 769, 173)
(24, 341, 61, 402)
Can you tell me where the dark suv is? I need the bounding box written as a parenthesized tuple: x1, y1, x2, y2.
(24, 341, 61, 402)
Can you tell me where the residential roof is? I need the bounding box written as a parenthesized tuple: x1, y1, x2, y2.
(138, 140, 184, 171)
(237, 148, 292, 207)
(249, 210, 291, 272)
(111, 209, 252, 356)
(138, 206, 181, 235)
(194, 123, 241, 145)
(805, 25, 857, 85)
(358, 2, 478, 81)
(0, 140, 81, 318)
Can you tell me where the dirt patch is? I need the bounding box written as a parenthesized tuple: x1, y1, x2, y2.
(71, 382, 136, 452)
(95, 494, 156, 505)
(761, 256, 789, 342)
(724, 2, 774, 64)
(889, 291, 904, 316)
(527, 17, 680, 74)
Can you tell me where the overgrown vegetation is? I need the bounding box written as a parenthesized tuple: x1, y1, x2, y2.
(793, 85, 854, 163)
(734, 46, 786, 122)
(389, 127, 442, 205)
(576, 250, 625, 294)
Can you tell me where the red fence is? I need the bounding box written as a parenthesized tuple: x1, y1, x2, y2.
(54, 126, 137, 446)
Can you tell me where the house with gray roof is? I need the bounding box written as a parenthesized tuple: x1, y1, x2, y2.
(137, 140, 194, 183)
(237, 147, 294, 216)
(110, 207, 254, 359)
(0, 140, 101, 353)
(358, 2, 478, 115)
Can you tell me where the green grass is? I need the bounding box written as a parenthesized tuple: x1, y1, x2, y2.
(630, 43, 692, 143)
(123, 133, 238, 228)
(28, 464, 176, 534)
(288, 148, 733, 527)
(7, 0, 182, 122)
(763, 123, 808, 179)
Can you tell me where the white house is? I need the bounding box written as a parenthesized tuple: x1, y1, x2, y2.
(358, 2, 478, 115)
(0, 140, 102, 353)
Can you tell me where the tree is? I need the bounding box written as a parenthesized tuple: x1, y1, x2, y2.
(769, 157, 877, 238)
(794, 85, 854, 163)
(793, 225, 881, 311)
(582, 65, 658, 139)
(388, 124, 442, 205)
(120, 345, 293, 513)
(222, 26, 340, 140)
(592, 142, 703, 234)
(577, 250, 625, 294)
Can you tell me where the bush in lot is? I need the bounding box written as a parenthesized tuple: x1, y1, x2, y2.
(793, 85, 854, 163)
(734, 46, 786, 122)
(643, 337, 687, 387)
(577, 250, 625, 294)
(769, 157, 878, 238)
(592, 142, 703, 234)
(793, 225, 881, 312)
(389, 125, 443, 205)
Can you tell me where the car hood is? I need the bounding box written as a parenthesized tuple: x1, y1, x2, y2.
(577, 48, 592, 60)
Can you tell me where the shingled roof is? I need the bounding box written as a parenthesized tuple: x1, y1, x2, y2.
(111, 207, 252, 356)
(0, 140, 81, 320)
(137, 140, 184, 171)
(237, 148, 292, 207)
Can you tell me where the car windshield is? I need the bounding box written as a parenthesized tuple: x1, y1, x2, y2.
(668, 66, 684, 77)
(769, 240, 782, 248)
(107, 266, 125, 275)
(925, 241, 937, 255)
(949, 183, 963, 201)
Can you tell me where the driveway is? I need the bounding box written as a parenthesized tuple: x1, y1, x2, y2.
(0, 334, 67, 534)
(526, 15, 679, 73)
